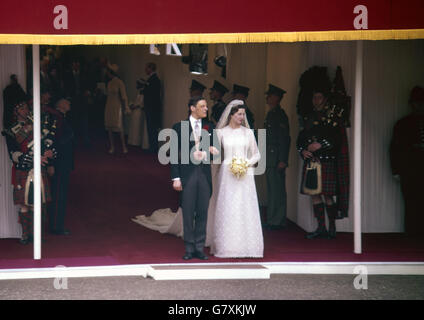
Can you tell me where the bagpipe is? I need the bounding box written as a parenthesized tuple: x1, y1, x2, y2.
(323, 89, 351, 128)
(2, 111, 58, 170)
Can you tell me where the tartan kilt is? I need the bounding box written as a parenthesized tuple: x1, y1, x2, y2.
(18, 209, 33, 227)
(13, 169, 52, 206)
(300, 159, 337, 196)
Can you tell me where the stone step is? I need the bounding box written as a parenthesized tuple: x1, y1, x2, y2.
(148, 264, 271, 280)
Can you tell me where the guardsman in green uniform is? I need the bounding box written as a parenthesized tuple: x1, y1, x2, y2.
(209, 80, 228, 124)
(264, 84, 290, 230)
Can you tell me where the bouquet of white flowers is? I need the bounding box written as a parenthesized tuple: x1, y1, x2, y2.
(230, 156, 249, 179)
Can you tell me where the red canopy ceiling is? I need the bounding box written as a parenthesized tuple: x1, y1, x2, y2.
(0, 0, 423, 43)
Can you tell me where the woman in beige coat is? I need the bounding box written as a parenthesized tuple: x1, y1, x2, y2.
(104, 64, 131, 154)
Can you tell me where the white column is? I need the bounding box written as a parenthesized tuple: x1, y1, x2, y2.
(32, 45, 42, 260)
(353, 40, 363, 254)
(0, 45, 26, 239)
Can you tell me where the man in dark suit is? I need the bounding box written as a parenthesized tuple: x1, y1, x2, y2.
(170, 96, 218, 260)
(264, 84, 291, 230)
(48, 98, 75, 235)
(143, 62, 162, 153)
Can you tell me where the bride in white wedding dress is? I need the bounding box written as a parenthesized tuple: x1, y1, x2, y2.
(132, 99, 264, 258)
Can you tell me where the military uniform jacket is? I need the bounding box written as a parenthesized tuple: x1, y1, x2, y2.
(3, 109, 58, 172)
(3, 121, 33, 171)
(264, 106, 291, 167)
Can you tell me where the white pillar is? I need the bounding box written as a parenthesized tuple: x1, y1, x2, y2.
(32, 45, 42, 260)
(353, 40, 363, 254)
(0, 45, 26, 239)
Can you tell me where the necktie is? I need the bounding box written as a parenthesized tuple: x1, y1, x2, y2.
(195, 120, 201, 139)
(194, 120, 201, 150)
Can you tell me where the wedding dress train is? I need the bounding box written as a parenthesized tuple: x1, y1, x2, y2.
(131, 164, 219, 247)
(132, 207, 183, 238)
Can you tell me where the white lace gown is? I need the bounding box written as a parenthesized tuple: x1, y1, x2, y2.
(132, 125, 264, 258)
(209, 126, 263, 258)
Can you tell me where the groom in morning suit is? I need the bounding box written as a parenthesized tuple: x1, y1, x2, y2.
(171, 96, 218, 260)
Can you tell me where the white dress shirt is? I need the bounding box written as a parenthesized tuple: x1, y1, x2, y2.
(189, 115, 202, 140)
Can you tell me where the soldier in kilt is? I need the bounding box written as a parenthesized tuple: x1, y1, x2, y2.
(297, 88, 348, 239)
(3, 97, 54, 244)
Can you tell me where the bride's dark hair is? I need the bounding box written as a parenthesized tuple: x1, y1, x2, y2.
(227, 104, 247, 125)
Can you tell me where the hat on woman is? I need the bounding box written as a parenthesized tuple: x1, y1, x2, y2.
(108, 63, 119, 74)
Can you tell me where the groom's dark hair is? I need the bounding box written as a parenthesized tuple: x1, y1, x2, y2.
(188, 96, 205, 108)
(187, 96, 205, 116)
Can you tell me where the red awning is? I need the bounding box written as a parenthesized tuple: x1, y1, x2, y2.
(0, 0, 423, 44)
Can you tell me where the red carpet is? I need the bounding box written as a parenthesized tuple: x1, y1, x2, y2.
(1, 133, 423, 269)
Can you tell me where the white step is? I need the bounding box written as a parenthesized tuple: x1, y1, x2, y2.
(148, 264, 271, 280)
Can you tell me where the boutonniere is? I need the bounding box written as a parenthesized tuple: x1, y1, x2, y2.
(202, 124, 210, 131)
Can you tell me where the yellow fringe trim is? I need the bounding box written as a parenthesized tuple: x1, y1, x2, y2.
(0, 29, 423, 45)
